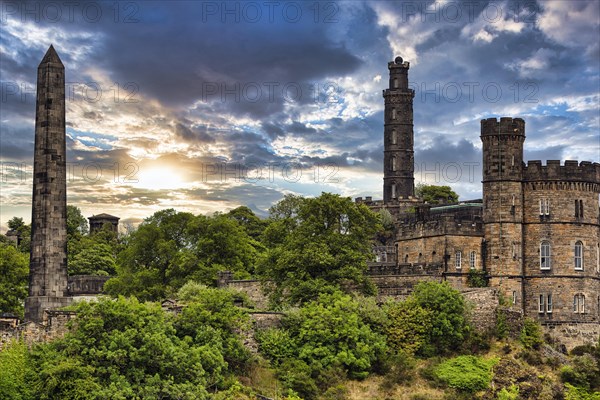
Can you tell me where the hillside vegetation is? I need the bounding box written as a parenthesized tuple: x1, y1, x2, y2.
(1, 193, 599, 399)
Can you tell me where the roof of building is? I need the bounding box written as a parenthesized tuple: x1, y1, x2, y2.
(429, 202, 483, 212)
(88, 213, 120, 220)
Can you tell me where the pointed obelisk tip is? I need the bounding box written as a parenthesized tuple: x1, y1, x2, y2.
(39, 44, 63, 66)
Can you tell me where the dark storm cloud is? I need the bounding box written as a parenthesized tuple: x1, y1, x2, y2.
(174, 122, 215, 144)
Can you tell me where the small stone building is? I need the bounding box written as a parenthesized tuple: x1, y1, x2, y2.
(88, 213, 120, 235)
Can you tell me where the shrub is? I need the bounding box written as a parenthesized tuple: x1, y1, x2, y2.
(560, 354, 600, 390)
(410, 281, 470, 354)
(519, 318, 543, 350)
(518, 349, 544, 366)
(434, 355, 497, 393)
(496, 311, 508, 340)
(379, 351, 416, 390)
(255, 328, 297, 366)
(497, 384, 519, 400)
(564, 383, 600, 400)
(277, 359, 318, 400)
(467, 269, 488, 287)
(383, 299, 433, 355)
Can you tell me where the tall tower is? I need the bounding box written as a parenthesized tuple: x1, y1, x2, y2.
(481, 117, 525, 309)
(25, 45, 72, 322)
(383, 56, 415, 203)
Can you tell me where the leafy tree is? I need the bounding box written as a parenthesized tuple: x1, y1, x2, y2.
(0, 340, 34, 400)
(415, 183, 459, 204)
(174, 283, 252, 373)
(383, 299, 434, 355)
(410, 281, 470, 354)
(68, 238, 117, 276)
(226, 206, 267, 240)
(560, 354, 600, 391)
(6, 216, 31, 253)
(519, 317, 543, 350)
(258, 292, 387, 395)
(257, 193, 381, 305)
(66, 205, 88, 237)
(105, 209, 260, 300)
(0, 241, 29, 318)
(7, 216, 25, 231)
(30, 296, 228, 399)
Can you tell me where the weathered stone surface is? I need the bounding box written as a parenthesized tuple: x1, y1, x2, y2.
(25, 45, 72, 322)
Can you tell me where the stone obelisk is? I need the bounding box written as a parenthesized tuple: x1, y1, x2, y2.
(24, 45, 72, 322)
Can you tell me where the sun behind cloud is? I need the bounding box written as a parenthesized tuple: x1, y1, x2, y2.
(133, 166, 187, 191)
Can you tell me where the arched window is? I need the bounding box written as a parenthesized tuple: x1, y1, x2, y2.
(540, 241, 551, 270)
(573, 294, 585, 313)
(391, 129, 397, 145)
(574, 241, 583, 270)
(404, 254, 409, 263)
(391, 183, 396, 199)
(455, 251, 462, 269)
(391, 156, 397, 171)
(391, 108, 397, 120)
(469, 251, 476, 269)
(393, 77, 399, 88)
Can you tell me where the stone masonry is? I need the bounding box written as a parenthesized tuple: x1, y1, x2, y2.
(24, 45, 72, 322)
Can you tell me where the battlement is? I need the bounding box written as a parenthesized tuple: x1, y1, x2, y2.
(480, 117, 525, 137)
(524, 160, 600, 183)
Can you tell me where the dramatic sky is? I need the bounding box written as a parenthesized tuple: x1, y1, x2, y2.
(1, 0, 599, 230)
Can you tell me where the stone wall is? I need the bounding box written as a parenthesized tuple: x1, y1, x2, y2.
(226, 280, 270, 310)
(543, 322, 600, 352)
(0, 310, 75, 351)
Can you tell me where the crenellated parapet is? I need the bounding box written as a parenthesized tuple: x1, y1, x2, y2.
(480, 117, 525, 138)
(524, 160, 600, 187)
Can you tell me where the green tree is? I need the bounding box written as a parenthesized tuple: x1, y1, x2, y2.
(105, 209, 260, 300)
(66, 205, 88, 237)
(30, 296, 227, 399)
(383, 299, 434, 355)
(415, 184, 459, 204)
(0, 340, 34, 400)
(7, 216, 25, 231)
(68, 237, 117, 276)
(6, 216, 31, 253)
(519, 317, 543, 350)
(260, 292, 387, 380)
(257, 193, 381, 305)
(226, 206, 267, 240)
(0, 242, 29, 318)
(409, 281, 469, 354)
(174, 283, 251, 373)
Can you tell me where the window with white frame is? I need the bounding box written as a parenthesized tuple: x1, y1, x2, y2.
(540, 241, 551, 270)
(547, 294, 553, 313)
(574, 241, 584, 270)
(573, 294, 585, 313)
(469, 251, 476, 269)
(512, 291, 517, 305)
(538, 294, 544, 313)
(455, 251, 462, 269)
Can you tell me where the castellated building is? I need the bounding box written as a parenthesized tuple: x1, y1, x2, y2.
(357, 57, 600, 347)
